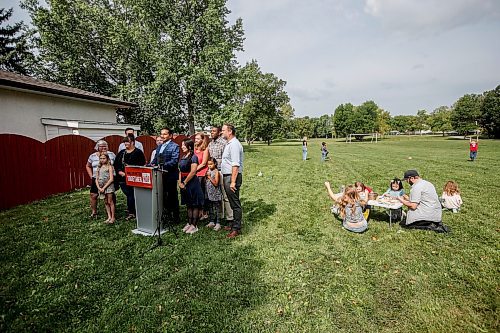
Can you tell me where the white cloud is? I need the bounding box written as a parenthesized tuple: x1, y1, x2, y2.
(364, 0, 500, 35)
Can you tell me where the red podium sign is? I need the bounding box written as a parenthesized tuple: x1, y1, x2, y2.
(125, 166, 153, 189)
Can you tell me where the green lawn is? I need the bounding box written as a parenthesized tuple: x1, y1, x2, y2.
(1, 136, 499, 332)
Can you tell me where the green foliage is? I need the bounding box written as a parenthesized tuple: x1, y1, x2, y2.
(226, 61, 289, 144)
(333, 101, 382, 137)
(1, 137, 499, 332)
(0, 7, 34, 74)
(23, 0, 244, 134)
(479, 85, 500, 139)
(451, 94, 482, 135)
(429, 106, 453, 135)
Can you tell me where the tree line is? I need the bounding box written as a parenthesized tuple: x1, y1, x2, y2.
(1, 3, 498, 140)
(279, 87, 499, 140)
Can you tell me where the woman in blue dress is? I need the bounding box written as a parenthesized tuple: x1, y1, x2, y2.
(178, 138, 204, 234)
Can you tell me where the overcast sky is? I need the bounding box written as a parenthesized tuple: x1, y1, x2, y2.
(5, 0, 500, 117)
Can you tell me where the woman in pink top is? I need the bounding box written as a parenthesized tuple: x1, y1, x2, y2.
(194, 132, 210, 219)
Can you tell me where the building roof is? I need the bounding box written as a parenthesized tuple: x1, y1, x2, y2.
(0, 70, 138, 108)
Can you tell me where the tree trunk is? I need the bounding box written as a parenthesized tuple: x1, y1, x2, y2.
(186, 92, 195, 135)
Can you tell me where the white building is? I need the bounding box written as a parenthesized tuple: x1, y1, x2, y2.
(0, 70, 139, 142)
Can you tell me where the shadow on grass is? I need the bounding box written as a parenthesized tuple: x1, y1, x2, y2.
(0, 192, 272, 332)
(242, 198, 277, 232)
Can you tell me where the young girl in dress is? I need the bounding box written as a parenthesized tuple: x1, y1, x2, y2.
(441, 180, 463, 213)
(205, 158, 223, 231)
(338, 185, 368, 233)
(95, 153, 115, 224)
(381, 178, 405, 221)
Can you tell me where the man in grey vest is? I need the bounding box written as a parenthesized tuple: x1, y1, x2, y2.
(221, 124, 244, 238)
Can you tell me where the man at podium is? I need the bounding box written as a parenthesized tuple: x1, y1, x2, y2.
(151, 127, 180, 225)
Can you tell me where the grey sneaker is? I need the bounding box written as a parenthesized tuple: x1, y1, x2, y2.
(213, 223, 221, 231)
(206, 222, 215, 228)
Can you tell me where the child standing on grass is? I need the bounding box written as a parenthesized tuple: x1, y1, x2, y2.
(469, 138, 478, 161)
(205, 158, 223, 231)
(96, 153, 115, 224)
(441, 181, 463, 213)
(321, 142, 329, 161)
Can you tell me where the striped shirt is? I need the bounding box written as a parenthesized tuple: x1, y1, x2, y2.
(208, 136, 227, 167)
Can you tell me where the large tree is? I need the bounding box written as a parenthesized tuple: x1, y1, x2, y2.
(229, 61, 289, 144)
(23, 0, 244, 134)
(479, 85, 500, 138)
(0, 7, 33, 74)
(451, 94, 482, 136)
(429, 106, 452, 136)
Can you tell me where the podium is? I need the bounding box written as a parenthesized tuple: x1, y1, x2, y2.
(125, 166, 164, 236)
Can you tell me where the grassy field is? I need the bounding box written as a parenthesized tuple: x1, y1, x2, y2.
(1, 136, 499, 332)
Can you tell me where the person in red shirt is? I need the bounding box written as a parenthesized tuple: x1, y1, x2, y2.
(469, 138, 478, 161)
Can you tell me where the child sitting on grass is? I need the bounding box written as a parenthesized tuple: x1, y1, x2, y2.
(441, 180, 463, 213)
(381, 178, 404, 198)
(324, 182, 368, 233)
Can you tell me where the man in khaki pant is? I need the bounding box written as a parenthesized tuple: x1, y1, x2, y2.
(207, 125, 233, 230)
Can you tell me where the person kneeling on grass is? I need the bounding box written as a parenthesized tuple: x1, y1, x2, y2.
(325, 182, 368, 233)
(398, 170, 450, 233)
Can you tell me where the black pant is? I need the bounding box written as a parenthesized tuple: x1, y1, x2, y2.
(223, 173, 242, 231)
(162, 175, 180, 224)
(400, 220, 449, 233)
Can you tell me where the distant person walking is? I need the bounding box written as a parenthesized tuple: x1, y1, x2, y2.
(302, 137, 308, 160)
(321, 142, 329, 161)
(469, 137, 478, 161)
(221, 124, 244, 238)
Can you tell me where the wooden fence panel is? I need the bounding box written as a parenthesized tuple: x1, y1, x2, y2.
(0, 133, 194, 211)
(0, 134, 45, 210)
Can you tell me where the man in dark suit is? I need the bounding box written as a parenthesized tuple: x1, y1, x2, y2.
(152, 127, 180, 225)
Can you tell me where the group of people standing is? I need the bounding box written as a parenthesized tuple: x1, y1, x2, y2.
(151, 125, 244, 238)
(85, 125, 244, 238)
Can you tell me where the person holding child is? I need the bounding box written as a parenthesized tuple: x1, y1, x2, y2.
(205, 158, 223, 231)
(441, 181, 463, 213)
(95, 153, 115, 224)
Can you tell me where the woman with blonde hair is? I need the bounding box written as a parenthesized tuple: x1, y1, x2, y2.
(325, 183, 368, 233)
(194, 132, 210, 219)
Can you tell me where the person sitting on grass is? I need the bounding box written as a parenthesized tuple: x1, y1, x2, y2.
(441, 180, 463, 213)
(381, 178, 404, 198)
(398, 170, 449, 233)
(380, 177, 405, 221)
(354, 181, 372, 220)
(324, 182, 368, 233)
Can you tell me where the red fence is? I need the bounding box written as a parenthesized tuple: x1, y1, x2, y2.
(0, 133, 188, 211)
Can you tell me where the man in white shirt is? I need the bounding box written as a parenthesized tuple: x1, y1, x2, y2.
(221, 124, 244, 238)
(118, 128, 144, 152)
